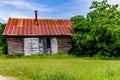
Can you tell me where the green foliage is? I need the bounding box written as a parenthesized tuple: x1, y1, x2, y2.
(71, 15, 90, 33)
(55, 50, 62, 55)
(4, 53, 75, 58)
(71, 0, 120, 57)
(0, 23, 7, 54)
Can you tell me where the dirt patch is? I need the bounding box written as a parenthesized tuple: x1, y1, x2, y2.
(0, 75, 16, 80)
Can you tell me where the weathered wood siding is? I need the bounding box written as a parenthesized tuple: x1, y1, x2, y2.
(57, 37, 72, 54)
(7, 36, 72, 55)
(7, 37, 24, 55)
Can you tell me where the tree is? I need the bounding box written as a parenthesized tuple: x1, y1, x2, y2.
(71, 0, 120, 57)
(0, 23, 7, 54)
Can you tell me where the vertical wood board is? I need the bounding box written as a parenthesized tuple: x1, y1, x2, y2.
(51, 37, 58, 54)
(24, 38, 39, 55)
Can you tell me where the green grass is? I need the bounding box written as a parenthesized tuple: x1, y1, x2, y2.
(0, 56, 120, 80)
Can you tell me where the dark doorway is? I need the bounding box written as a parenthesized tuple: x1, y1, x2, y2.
(47, 38, 51, 54)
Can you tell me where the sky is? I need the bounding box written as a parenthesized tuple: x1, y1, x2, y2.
(0, 0, 120, 23)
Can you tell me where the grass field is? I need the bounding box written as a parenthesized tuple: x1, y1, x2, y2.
(0, 56, 120, 80)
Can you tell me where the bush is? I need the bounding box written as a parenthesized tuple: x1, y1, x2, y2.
(70, 0, 120, 57)
(0, 23, 7, 54)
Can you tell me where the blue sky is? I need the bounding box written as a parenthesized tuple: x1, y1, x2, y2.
(0, 0, 119, 23)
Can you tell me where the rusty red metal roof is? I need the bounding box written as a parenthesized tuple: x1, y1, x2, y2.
(3, 18, 73, 36)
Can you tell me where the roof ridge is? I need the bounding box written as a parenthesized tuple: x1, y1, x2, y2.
(9, 18, 70, 20)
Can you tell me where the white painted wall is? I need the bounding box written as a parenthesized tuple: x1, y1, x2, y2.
(39, 39, 44, 54)
(51, 37, 58, 54)
(24, 37, 58, 55)
(24, 38, 39, 55)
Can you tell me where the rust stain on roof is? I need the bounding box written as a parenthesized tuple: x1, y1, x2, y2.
(3, 18, 73, 36)
(18, 19, 23, 26)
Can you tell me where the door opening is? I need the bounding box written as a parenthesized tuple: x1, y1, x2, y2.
(47, 38, 51, 54)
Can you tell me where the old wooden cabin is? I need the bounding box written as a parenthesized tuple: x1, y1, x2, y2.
(3, 11, 73, 55)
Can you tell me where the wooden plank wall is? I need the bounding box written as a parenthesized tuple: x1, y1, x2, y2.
(7, 37, 24, 55)
(57, 37, 72, 54)
(7, 36, 72, 55)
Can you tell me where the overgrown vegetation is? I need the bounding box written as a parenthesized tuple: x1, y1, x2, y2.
(0, 57, 120, 80)
(0, 23, 6, 54)
(70, 0, 120, 57)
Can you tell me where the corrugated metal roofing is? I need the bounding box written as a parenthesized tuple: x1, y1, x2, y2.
(3, 18, 73, 36)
